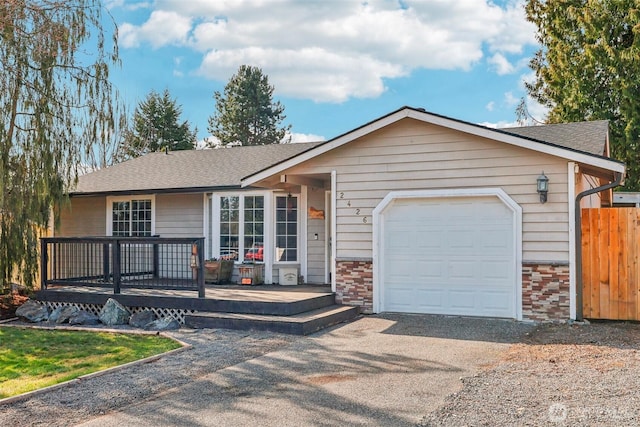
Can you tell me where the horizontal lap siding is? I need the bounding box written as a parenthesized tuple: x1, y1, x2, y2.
(307, 187, 326, 284)
(155, 194, 204, 238)
(58, 197, 106, 236)
(286, 118, 570, 262)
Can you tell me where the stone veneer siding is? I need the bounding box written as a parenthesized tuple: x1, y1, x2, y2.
(335, 259, 373, 314)
(522, 263, 570, 322)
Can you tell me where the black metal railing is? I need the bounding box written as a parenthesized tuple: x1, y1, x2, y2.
(40, 237, 205, 297)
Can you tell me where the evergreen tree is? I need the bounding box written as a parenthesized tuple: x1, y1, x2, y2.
(524, 0, 640, 189)
(121, 89, 196, 159)
(0, 0, 120, 290)
(207, 65, 291, 147)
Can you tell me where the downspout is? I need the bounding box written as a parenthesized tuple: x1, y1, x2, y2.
(574, 170, 624, 320)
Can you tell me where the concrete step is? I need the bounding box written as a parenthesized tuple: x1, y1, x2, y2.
(184, 305, 360, 335)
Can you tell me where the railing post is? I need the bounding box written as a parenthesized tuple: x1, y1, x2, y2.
(102, 243, 110, 283)
(153, 241, 159, 279)
(197, 238, 205, 298)
(112, 239, 121, 294)
(40, 238, 48, 290)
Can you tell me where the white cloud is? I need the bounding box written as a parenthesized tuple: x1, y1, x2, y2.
(488, 53, 515, 75)
(119, 0, 539, 102)
(119, 10, 192, 48)
(504, 91, 519, 107)
(486, 101, 495, 112)
(479, 120, 522, 129)
(289, 133, 326, 143)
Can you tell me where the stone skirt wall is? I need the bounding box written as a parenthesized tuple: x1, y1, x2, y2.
(522, 263, 570, 322)
(335, 259, 373, 314)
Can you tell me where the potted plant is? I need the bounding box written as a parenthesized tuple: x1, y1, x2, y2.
(204, 258, 234, 284)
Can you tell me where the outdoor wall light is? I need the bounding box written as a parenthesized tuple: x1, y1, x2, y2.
(537, 171, 549, 203)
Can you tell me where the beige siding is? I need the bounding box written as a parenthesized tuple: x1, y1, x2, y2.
(57, 197, 106, 236)
(306, 187, 327, 284)
(155, 193, 204, 238)
(286, 118, 571, 263)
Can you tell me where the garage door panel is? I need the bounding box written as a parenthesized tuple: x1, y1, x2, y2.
(481, 261, 511, 280)
(382, 195, 516, 318)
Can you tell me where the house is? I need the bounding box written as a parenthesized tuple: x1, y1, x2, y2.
(56, 107, 625, 322)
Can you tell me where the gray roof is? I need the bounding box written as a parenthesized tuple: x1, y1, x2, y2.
(501, 120, 609, 156)
(73, 143, 322, 195)
(73, 115, 611, 196)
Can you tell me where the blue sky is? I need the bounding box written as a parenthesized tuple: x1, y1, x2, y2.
(105, 0, 545, 143)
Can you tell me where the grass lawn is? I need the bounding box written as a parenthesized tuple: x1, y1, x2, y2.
(0, 327, 182, 399)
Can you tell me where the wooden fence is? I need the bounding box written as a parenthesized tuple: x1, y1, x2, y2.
(581, 208, 640, 320)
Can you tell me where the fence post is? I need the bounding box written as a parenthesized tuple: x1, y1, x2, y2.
(40, 238, 48, 290)
(197, 238, 205, 298)
(112, 239, 121, 294)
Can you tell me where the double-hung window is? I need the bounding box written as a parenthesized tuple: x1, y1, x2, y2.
(108, 197, 154, 237)
(275, 195, 298, 262)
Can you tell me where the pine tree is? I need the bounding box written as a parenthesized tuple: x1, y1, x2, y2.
(121, 89, 196, 159)
(207, 65, 291, 147)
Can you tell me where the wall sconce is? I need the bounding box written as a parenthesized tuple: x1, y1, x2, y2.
(537, 171, 549, 203)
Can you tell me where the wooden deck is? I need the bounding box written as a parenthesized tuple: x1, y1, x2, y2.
(35, 284, 335, 316)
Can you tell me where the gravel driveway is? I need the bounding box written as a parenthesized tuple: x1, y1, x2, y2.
(2, 315, 639, 426)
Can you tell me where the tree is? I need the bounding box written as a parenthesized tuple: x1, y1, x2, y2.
(120, 89, 196, 159)
(0, 0, 120, 290)
(207, 65, 291, 147)
(523, 0, 640, 189)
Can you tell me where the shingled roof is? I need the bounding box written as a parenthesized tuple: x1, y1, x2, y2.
(72, 143, 322, 196)
(501, 120, 608, 156)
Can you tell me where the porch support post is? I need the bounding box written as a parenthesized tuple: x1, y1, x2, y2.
(112, 239, 121, 294)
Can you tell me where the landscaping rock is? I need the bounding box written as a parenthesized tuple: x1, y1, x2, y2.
(144, 316, 180, 331)
(98, 298, 130, 326)
(15, 299, 49, 322)
(68, 310, 101, 325)
(49, 305, 80, 324)
(129, 310, 157, 328)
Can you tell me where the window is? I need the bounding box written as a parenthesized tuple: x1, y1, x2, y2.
(244, 195, 264, 261)
(110, 198, 153, 237)
(218, 195, 264, 262)
(275, 195, 297, 262)
(219, 196, 239, 260)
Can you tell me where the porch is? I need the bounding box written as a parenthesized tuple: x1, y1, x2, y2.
(36, 237, 358, 334)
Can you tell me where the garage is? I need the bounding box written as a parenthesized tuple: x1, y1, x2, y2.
(377, 191, 520, 318)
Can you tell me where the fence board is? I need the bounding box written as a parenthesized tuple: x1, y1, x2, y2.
(582, 208, 640, 320)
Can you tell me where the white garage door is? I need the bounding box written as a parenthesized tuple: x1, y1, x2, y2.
(381, 196, 516, 318)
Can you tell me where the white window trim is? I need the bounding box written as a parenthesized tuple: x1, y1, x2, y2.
(210, 191, 270, 264)
(105, 195, 156, 237)
(273, 193, 301, 265)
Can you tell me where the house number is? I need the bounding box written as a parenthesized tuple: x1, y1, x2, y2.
(356, 209, 360, 215)
(339, 192, 344, 199)
(363, 217, 368, 223)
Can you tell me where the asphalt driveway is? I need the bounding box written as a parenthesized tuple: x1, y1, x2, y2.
(77, 314, 535, 427)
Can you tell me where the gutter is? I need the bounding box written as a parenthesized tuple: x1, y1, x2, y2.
(574, 170, 624, 320)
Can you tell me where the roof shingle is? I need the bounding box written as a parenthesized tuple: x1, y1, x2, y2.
(73, 143, 322, 195)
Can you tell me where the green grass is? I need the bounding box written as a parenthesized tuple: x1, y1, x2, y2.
(0, 327, 182, 398)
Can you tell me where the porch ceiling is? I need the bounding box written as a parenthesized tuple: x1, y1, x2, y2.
(251, 173, 331, 190)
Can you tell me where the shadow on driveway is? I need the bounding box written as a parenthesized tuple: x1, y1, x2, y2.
(376, 313, 537, 343)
